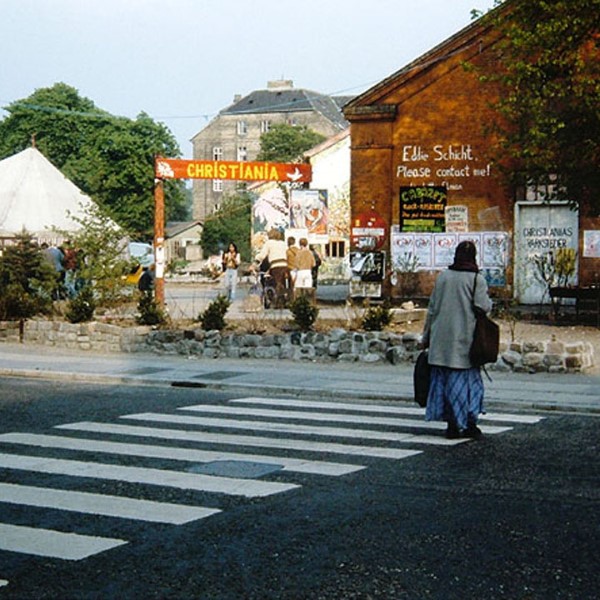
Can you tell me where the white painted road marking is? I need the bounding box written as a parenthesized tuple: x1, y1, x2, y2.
(228, 397, 545, 424)
(121, 412, 512, 439)
(177, 404, 516, 432)
(0, 523, 127, 560)
(0, 579, 8, 587)
(57, 421, 428, 458)
(0, 452, 299, 498)
(0, 482, 220, 525)
(0, 432, 364, 477)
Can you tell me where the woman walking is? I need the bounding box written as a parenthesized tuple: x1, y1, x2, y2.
(421, 241, 493, 439)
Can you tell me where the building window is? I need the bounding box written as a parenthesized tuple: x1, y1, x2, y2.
(237, 120, 247, 135)
(326, 240, 346, 258)
(212, 147, 223, 161)
(260, 120, 271, 133)
(213, 179, 223, 192)
(237, 146, 248, 162)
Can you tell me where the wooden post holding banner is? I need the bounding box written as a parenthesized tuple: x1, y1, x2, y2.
(153, 178, 165, 307)
(152, 156, 312, 309)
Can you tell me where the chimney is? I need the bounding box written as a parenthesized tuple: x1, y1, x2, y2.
(233, 94, 242, 103)
(267, 80, 294, 90)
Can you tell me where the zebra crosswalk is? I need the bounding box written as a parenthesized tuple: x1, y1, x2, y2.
(0, 395, 544, 568)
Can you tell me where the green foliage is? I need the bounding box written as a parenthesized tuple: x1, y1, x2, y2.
(361, 302, 392, 331)
(0, 83, 189, 238)
(200, 191, 252, 259)
(474, 0, 600, 209)
(57, 202, 130, 307)
(198, 295, 231, 331)
(65, 286, 96, 323)
(136, 291, 166, 326)
(256, 124, 326, 163)
(289, 294, 319, 331)
(0, 231, 55, 320)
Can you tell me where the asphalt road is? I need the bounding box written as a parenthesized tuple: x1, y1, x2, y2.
(0, 378, 598, 599)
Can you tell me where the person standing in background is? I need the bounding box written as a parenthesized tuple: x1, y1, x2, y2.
(294, 238, 316, 292)
(222, 242, 241, 301)
(309, 244, 322, 289)
(286, 236, 298, 293)
(256, 229, 288, 307)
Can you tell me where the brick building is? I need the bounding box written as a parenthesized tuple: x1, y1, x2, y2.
(344, 11, 600, 304)
(191, 80, 350, 221)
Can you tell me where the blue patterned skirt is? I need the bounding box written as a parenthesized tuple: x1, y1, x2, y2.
(425, 366, 484, 430)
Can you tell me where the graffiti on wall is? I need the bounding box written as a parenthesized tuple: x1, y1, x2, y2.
(396, 144, 492, 191)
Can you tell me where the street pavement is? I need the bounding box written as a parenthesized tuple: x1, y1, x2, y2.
(1, 340, 599, 414)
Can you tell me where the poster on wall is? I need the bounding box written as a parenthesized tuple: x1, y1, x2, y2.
(290, 189, 328, 243)
(390, 230, 433, 270)
(457, 233, 482, 259)
(349, 251, 385, 298)
(390, 230, 510, 285)
(349, 251, 385, 282)
(583, 230, 600, 258)
(433, 233, 457, 268)
(351, 209, 387, 251)
(445, 205, 469, 232)
(399, 186, 447, 232)
(482, 233, 509, 267)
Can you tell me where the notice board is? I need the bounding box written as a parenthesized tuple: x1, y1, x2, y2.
(399, 186, 447, 232)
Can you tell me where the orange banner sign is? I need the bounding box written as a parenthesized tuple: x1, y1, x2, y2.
(155, 158, 312, 183)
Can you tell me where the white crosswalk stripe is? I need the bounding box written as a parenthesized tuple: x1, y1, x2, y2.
(120, 412, 512, 439)
(58, 421, 430, 457)
(0, 523, 127, 561)
(0, 482, 220, 524)
(0, 452, 299, 498)
(177, 404, 517, 432)
(227, 397, 546, 424)
(0, 432, 365, 477)
(0, 395, 543, 566)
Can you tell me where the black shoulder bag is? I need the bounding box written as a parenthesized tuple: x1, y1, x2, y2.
(469, 274, 500, 367)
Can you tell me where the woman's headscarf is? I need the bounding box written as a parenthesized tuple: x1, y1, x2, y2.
(448, 240, 479, 273)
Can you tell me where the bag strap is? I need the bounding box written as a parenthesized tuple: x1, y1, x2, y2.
(471, 272, 493, 382)
(471, 272, 485, 317)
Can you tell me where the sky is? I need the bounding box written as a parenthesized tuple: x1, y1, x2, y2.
(1, 0, 497, 157)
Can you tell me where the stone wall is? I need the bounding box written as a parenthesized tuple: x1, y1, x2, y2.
(0, 320, 149, 353)
(0, 320, 594, 373)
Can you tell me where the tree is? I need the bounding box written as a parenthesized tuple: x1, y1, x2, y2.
(0, 83, 189, 238)
(474, 0, 600, 210)
(200, 191, 253, 260)
(256, 123, 326, 163)
(58, 202, 132, 307)
(0, 231, 56, 320)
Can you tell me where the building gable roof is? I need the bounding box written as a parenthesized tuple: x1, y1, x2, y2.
(344, 6, 503, 114)
(221, 87, 349, 130)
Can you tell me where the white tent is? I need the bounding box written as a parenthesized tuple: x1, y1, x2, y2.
(0, 147, 95, 243)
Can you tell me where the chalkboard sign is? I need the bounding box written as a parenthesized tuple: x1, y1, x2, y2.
(400, 186, 447, 232)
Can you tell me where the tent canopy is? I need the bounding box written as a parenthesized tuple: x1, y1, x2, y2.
(0, 147, 95, 241)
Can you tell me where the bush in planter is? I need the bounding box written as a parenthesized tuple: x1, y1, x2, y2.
(65, 286, 96, 323)
(0, 231, 56, 320)
(198, 295, 231, 330)
(136, 291, 166, 326)
(289, 294, 319, 331)
(362, 301, 392, 331)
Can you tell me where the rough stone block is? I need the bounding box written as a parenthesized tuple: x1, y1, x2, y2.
(337, 353, 358, 362)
